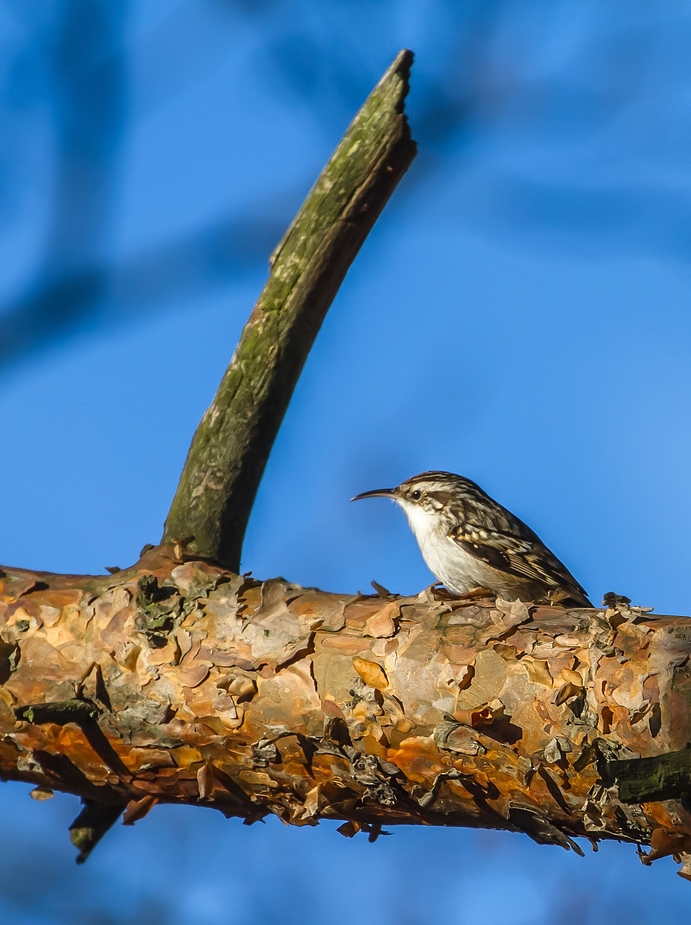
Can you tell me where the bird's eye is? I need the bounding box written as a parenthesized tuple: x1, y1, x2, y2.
(411, 489, 422, 501)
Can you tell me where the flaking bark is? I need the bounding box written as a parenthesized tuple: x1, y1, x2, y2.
(162, 50, 416, 571)
(2, 551, 691, 874)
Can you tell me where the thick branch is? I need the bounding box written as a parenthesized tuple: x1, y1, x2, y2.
(2, 552, 691, 874)
(162, 50, 417, 570)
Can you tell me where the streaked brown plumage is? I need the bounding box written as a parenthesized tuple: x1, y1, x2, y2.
(352, 470, 591, 606)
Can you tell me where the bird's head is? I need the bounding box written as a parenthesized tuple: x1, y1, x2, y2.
(351, 471, 461, 536)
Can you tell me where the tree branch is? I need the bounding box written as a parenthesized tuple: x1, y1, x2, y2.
(162, 49, 417, 571)
(2, 551, 691, 874)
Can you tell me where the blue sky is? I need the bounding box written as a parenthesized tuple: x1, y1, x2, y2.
(1, 1, 691, 921)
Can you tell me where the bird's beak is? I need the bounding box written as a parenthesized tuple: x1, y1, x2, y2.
(351, 487, 400, 502)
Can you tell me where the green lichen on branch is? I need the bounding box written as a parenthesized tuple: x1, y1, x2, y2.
(15, 699, 98, 726)
(606, 747, 691, 802)
(162, 50, 417, 571)
(134, 574, 185, 646)
(70, 799, 127, 864)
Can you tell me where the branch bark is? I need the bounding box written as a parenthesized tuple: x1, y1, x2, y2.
(162, 49, 416, 571)
(1, 553, 691, 874)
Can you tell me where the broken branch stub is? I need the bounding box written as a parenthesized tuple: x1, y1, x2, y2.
(2, 550, 691, 876)
(163, 49, 417, 571)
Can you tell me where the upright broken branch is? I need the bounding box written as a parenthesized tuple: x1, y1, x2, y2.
(163, 49, 416, 571)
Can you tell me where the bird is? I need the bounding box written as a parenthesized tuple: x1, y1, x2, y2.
(351, 470, 591, 606)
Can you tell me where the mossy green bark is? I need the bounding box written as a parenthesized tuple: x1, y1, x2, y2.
(163, 50, 416, 570)
(70, 800, 128, 864)
(607, 748, 691, 802)
(15, 699, 98, 726)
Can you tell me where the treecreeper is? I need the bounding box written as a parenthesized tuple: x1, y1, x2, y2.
(352, 470, 591, 606)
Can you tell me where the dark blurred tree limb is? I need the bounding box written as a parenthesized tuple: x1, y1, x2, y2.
(1, 552, 691, 875)
(0, 213, 284, 374)
(162, 49, 416, 571)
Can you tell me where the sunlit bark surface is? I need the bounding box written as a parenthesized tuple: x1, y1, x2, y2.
(2, 546, 690, 870)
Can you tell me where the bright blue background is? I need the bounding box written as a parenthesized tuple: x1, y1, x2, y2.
(1, 1, 690, 921)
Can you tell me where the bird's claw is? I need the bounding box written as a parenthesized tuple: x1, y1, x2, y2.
(456, 586, 494, 601)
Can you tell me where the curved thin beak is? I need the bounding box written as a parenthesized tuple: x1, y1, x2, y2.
(350, 487, 399, 502)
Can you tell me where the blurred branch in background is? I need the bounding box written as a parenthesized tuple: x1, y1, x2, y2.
(0, 0, 521, 373)
(1, 0, 690, 373)
(0, 0, 128, 368)
(0, 212, 285, 370)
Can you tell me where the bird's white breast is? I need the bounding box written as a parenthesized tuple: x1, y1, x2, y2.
(398, 500, 491, 593)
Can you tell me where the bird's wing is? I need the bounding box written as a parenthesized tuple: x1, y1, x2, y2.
(448, 525, 591, 606)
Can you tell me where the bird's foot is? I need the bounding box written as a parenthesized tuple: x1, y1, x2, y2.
(546, 589, 572, 606)
(456, 586, 494, 601)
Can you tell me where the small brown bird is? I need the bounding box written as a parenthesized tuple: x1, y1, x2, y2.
(352, 470, 591, 606)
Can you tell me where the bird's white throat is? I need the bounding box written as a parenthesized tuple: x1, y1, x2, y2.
(396, 500, 453, 580)
(396, 497, 490, 594)
(397, 499, 438, 545)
